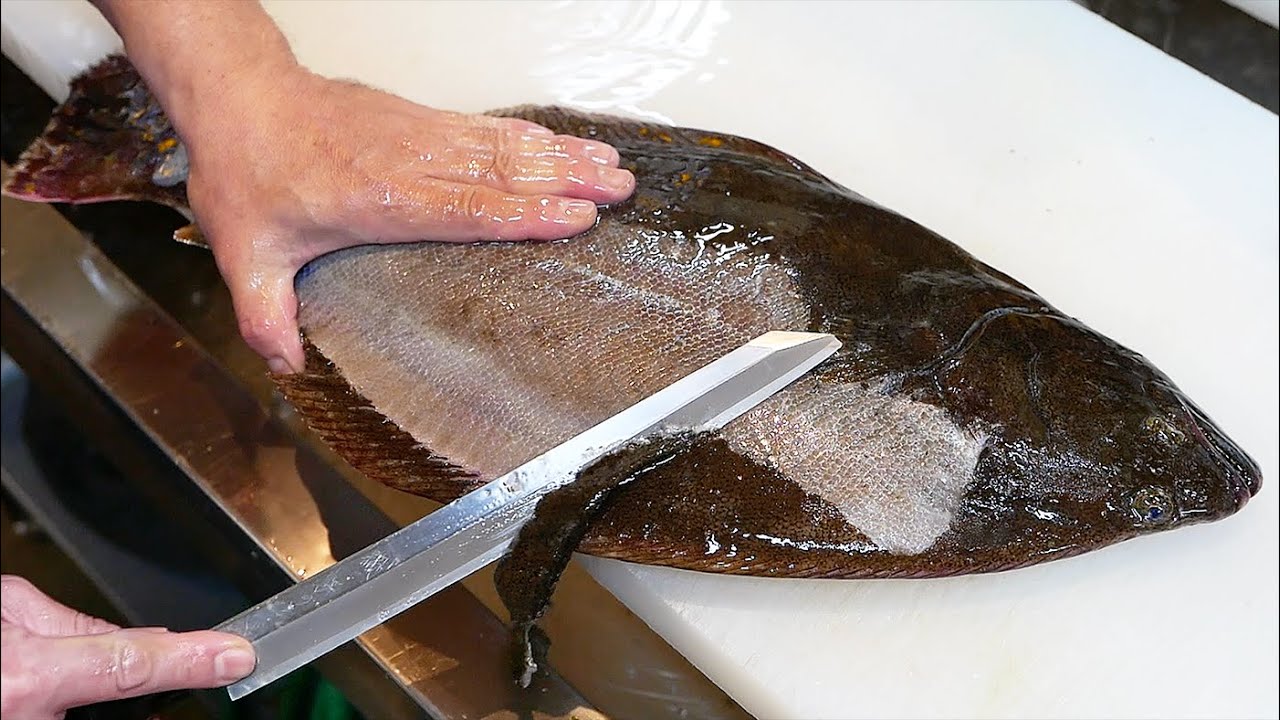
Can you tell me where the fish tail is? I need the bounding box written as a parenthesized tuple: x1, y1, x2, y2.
(2, 54, 191, 218)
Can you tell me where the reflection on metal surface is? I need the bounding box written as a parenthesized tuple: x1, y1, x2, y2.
(531, 0, 729, 121)
(0, 180, 598, 720)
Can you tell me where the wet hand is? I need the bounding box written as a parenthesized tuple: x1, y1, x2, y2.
(183, 66, 635, 374)
(93, 0, 635, 373)
(0, 576, 256, 719)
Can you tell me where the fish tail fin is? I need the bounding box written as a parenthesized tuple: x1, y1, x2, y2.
(2, 54, 191, 219)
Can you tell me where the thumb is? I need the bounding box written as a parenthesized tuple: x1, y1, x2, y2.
(198, 214, 306, 373)
(218, 250, 306, 374)
(44, 628, 255, 712)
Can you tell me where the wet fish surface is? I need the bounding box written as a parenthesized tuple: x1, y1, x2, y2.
(5, 55, 1262, 596)
(496, 432, 704, 687)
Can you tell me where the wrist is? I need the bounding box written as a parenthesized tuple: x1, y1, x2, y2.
(163, 50, 308, 149)
(93, 0, 301, 140)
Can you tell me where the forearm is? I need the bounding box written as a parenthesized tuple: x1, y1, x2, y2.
(90, 0, 297, 139)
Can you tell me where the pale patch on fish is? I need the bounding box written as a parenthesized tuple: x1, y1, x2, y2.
(298, 226, 809, 481)
(726, 379, 989, 554)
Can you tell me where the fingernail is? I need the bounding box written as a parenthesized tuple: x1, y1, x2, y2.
(215, 644, 257, 682)
(267, 356, 292, 374)
(563, 199, 596, 218)
(599, 166, 634, 192)
(584, 143, 619, 166)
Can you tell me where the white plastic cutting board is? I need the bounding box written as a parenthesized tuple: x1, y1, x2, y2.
(3, 2, 1276, 718)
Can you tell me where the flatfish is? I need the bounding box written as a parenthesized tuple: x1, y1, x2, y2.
(5, 55, 1260, 587)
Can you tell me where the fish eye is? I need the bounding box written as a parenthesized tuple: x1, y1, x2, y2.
(1130, 486, 1176, 526)
(1143, 415, 1186, 446)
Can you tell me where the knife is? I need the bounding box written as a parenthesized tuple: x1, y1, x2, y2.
(218, 330, 840, 699)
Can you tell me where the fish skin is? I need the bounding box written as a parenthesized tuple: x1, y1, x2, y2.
(2, 56, 1262, 584)
(3, 56, 186, 209)
(495, 431, 704, 688)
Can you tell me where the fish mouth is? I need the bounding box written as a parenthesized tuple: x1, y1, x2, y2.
(1179, 397, 1262, 511)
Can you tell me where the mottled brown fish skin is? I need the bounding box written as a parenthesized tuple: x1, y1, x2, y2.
(4, 56, 186, 208)
(2, 56, 1262, 584)
(495, 432, 702, 687)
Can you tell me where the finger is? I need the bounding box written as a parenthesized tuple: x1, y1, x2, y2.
(45, 629, 255, 711)
(0, 575, 119, 637)
(476, 120, 619, 168)
(232, 271, 304, 375)
(552, 134, 621, 168)
(431, 110, 555, 138)
(431, 125, 633, 202)
(187, 188, 307, 374)
(461, 113, 557, 138)
(360, 178, 599, 244)
(502, 118, 557, 137)
(209, 240, 305, 374)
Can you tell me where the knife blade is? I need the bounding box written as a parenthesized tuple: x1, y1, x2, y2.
(219, 330, 840, 699)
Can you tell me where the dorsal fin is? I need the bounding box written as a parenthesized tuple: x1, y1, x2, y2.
(273, 341, 483, 503)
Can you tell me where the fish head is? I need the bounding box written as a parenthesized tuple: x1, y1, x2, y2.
(985, 317, 1263, 546)
(1120, 385, 1262, 528)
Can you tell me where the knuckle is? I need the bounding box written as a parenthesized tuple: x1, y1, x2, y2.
(237, 317, 278, 354)
(111, 639, 154, 692)
(0, 576, 42, 618)
(447, 185, 490, 225)
(489, 134, 521, 185)
(465, 126, 504, 180)
(462, 153, 497, 184)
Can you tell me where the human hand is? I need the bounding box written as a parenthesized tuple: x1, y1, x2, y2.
(93, 0, 635, 373)
(184, 66, 634, 374)
(0, 575, 256, 719)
